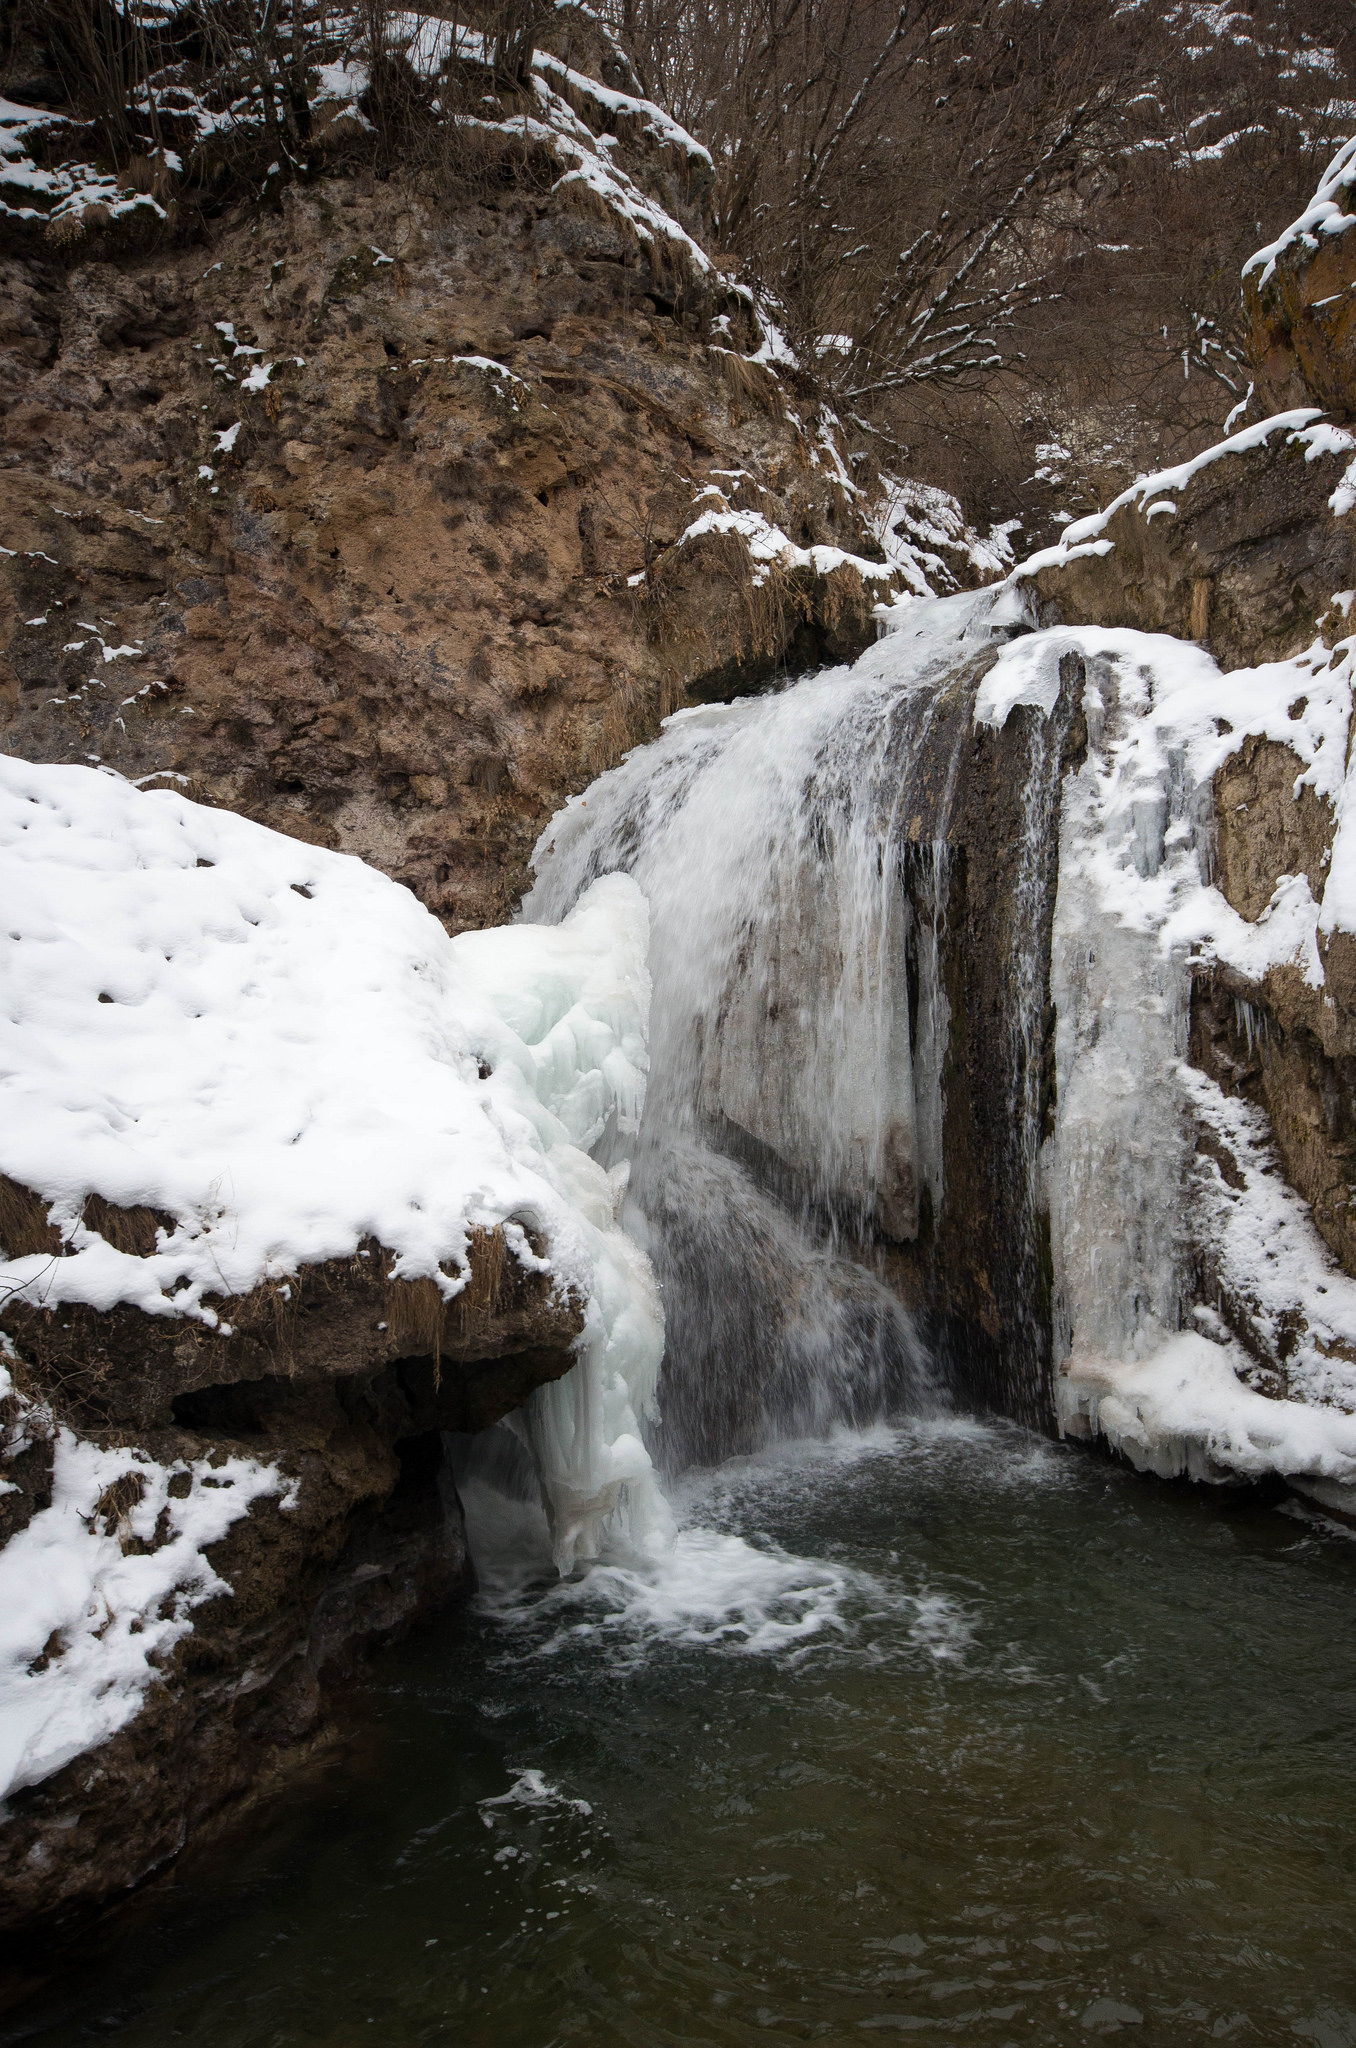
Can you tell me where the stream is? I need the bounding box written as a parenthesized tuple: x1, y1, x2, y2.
(9, 1417, 1356, 2048)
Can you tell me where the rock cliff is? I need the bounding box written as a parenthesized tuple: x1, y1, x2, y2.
(0, 107, 885, 932)
(1013, 146, 1356, 1497)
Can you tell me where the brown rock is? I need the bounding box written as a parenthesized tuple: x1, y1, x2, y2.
(1213, 734, 1334, 923)
(1244, 210, 1356, 420)
(1032, 434, 1356, 672)
(0, 1205, 582, 1942)
(0, 177, 885, 936)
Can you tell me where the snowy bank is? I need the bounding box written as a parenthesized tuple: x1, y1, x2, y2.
(0, 758, 646, 1325)
(0, 1361, 288, 1802)
(0, 760, 670, 1682)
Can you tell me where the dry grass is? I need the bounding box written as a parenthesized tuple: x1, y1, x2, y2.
(218, 1275, 301, 1369)
(90, 1469, 146, 1538)
(0, 1175, 64, 1259)
(712, 348, 785, 419)
(383, 1223, 511, 1372)
(647, 527, 815, 675)
(82, 1194, 171, 1258)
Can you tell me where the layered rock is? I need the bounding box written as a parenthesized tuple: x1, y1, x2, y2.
(0, 78, 887, 934)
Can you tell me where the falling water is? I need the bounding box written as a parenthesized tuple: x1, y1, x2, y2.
(523, 586, 1066, 1464)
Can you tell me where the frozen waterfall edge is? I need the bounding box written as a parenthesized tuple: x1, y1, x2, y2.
(980, 619, 1356, 1511)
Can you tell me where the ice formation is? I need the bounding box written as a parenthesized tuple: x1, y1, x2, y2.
(977, 586, 1356, 1500)
(0, 759, 670, 1598)
(525, 466, 1356, 1504)
(522, 596, 1046, 1461)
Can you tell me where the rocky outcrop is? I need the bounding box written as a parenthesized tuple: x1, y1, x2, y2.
(1029, 423, 1356, 1288)
(1243, 143, 1356, 420)
(1030, 431, 1355, 672)
(877, 656, 1087, 1430)
(0, 166, 883, 933)
(0, 26, 885, 1944)
(1015, 154, 1356, 1481)
(0, 1209, 579, 1946)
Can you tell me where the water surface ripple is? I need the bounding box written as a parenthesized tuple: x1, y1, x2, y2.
(10, 1420, 1356, 2048)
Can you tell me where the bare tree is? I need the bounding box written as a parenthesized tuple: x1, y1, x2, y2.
(600, 0, 1121, 425)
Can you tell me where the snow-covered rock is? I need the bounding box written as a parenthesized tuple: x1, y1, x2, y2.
(977, 598, 1356, 1505)
(0, 757, 671, 1791)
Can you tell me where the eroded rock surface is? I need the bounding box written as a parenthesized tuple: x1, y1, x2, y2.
(0, 170, 881, 932)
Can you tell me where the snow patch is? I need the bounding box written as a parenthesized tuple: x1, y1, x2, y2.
(1244, 134, 1356, 287)
(0, 1362, 288, 1802)
(1011, 409, 1337, 579)
(674, 498, 893, 590)
(873, 477, 1014, 599)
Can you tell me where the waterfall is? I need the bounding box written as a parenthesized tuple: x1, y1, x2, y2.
(488, 542, 1356, 1555)
(521, 586, 1059, 1473)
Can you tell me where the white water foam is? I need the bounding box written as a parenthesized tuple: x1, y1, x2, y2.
(460, 1422, 981, 1671)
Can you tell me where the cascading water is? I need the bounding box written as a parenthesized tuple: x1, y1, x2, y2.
(520, 584, 1065, 1478)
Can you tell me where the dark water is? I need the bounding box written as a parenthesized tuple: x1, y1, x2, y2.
(9, 1419, 1356, 2048)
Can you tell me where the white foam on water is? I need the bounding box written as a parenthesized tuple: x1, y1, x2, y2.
(479, 1769, 592, 1817)
(463, 1420, 982, 1671)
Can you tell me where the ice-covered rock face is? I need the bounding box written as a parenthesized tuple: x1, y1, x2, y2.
(524, 585, 1093, 1455)
(978, 610, 1356, 1500)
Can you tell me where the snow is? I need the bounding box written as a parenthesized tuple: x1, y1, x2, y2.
(1244, 134, 1356, 287)
(311, 56, 374, 132)
(1184, 1066, 1356, 1409)
(0, 94, 166, 230)
(872, 477, 1014, 599)
(0, 1362, 289, 1802)
(532, 50, 713, 169)
(673, 497, 894, 590)
(379, 15, 722, 296)
(0, 759, 668, 1576)
(1057, 1334, 1356, 1488)
(1011, 409, 1333, 580)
